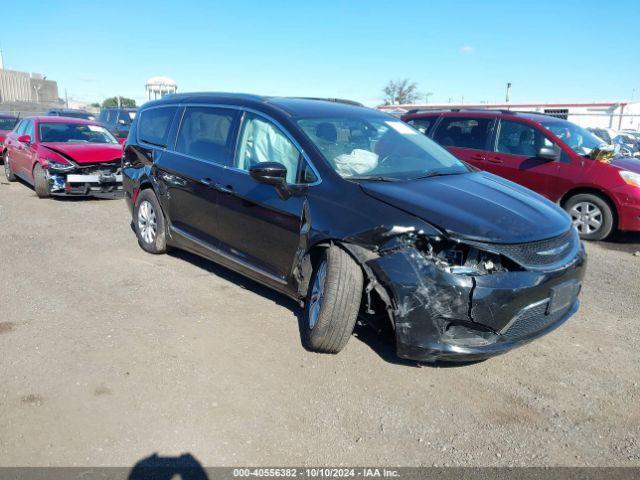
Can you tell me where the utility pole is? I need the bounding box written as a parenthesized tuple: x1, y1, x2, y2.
(65, 89, 68, 108)
(505, 82, 512, 103)
(424, 92, 433, 104)
(117, 95, 121, 108)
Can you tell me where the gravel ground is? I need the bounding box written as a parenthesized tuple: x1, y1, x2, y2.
(0, 178, 639, 468)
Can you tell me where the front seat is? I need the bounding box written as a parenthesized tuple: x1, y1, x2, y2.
(316, 122, 337, 143)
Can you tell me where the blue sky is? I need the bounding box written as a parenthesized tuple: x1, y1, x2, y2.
(2, 0, 639, 107)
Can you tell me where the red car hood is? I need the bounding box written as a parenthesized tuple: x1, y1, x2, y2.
(41, 142, 123, 165)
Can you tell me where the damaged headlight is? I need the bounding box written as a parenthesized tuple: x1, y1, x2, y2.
(46, 158, 75, 172)
(620, 170, 640, 188)
(416, 237, 513, 275)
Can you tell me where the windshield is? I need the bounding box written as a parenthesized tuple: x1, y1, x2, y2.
(39, 123, 119, 144)
(297, 115, 470, 181)
(541, 120, 604, 156)
(0, 117, 17, 130)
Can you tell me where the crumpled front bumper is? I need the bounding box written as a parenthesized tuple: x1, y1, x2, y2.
(49, 171, 123, 198)
(368, 243, 587, 362)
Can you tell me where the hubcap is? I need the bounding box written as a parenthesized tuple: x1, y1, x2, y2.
(137, 200, 157, 244)
(308, 261, 327, 330)
(4, 154, 10, 178)
(569, 201, 603, 235)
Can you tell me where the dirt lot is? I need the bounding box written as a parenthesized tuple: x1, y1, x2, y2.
(1, 178, 639, 468)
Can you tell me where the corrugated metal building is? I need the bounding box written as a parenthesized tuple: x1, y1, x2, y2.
(0, 68, 59, 104)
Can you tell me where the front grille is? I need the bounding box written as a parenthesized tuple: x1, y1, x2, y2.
(75, 160, 121, 175)
(467, 228, 579, 269)
(502, 301, 571, 340)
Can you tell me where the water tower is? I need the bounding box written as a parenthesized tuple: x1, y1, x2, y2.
(145, 76, 177, 100)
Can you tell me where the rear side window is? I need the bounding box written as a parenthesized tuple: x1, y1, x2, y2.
(406, 117, 434, 135)
(433, 116, 493, 150)
(138, 106, 177, 147)
(175, 107, 238, 165)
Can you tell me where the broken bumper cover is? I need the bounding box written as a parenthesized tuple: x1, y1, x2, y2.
(49, 172, 123, 198)
(369, 242, 586, 362)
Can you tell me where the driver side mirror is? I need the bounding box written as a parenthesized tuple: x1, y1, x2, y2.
(249, 162, 291, 199)
(18, 134, 31, 144)
(537, 145, 561, 161)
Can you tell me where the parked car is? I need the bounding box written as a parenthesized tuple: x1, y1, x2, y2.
(98, 107, 137, 143)
(0, 113, 19, 162)
(402, 109, 640, 240)
(123, 93, 585, 362)
(46, 108, 96, 121)
(2, 116, 123, 198)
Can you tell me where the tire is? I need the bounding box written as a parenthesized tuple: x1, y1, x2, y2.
(3, 152, 16, 182)
(33, 164, 51, 198)
(564, 193, 614, 241)
(303, 246, 363, 354)
(134, 189, 167, 254)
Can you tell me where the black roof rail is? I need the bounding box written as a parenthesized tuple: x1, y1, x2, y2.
(293, 97, 364, 107)
(406, 108, 517, 115)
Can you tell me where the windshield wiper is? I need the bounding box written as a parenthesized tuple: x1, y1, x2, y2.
(412, 170, 461, 180)
(347, 175, 400, 182)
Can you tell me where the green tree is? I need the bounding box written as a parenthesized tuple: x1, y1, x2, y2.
(382, 79, 420, 105)
(101, 96, 136, 108)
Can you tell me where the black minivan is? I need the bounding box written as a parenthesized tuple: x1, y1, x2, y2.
(123, 93, 586, 362)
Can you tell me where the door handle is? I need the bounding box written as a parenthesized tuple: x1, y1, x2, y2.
(470, 153, 485, 161)
(487, 157, 504, 164)
(200, 177, 215, 187)
(214, 183, 234, 194)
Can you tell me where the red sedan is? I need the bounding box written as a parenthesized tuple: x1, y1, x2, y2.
(2, 116, 123, 198)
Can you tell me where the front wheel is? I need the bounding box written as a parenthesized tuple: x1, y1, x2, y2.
(303, 246, 363, 354)
(134, 189, 167, 254)
(4, 152, 16, 182)
(33, 164, 51, 198)
(565, 193, 614, 241)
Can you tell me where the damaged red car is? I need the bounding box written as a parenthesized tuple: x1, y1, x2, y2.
(123, 94, 586, 362)
(2, 116, 123, 198)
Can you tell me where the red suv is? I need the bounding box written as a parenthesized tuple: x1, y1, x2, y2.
(401, 109, 640, 240)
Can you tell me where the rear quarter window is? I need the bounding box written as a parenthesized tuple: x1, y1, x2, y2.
(138, 106, 178, 147)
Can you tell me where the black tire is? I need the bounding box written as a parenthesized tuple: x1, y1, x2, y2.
(134, 189, 167, 254)
(33, 164, 51, 198)
(3, 152, 16, 182)
(564, 193, 614, 241)
(303, 246, 363, 354)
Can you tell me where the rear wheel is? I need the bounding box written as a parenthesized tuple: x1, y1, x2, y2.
(303, 246, 363, 354)
(134, 189, 167, 254)
(33, 164, 51, 198)
(565, 193, 614, 241)
(3, 152, 16, 182)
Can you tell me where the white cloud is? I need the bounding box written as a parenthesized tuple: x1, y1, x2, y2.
(460, 46, 475, 54)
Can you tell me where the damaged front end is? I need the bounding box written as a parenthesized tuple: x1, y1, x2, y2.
(343, 225, 586, 362)
(46, 159, 124, 198)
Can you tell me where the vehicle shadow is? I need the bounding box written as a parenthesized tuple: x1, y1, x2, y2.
(168, 248, 474, 368)
(128, 453, 208, 480)
(598, 230, 640, 254)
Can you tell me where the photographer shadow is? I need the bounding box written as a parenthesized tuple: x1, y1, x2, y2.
(128, 453, 208, 480)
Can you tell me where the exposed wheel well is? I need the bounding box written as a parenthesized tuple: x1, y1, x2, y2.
(560, 187, 618, 229)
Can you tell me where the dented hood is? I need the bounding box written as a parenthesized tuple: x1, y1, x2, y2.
(41, 142, 123, 165)
(359, 171, 571, 244)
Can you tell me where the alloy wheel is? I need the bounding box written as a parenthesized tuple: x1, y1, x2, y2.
(137, 200, 157, 244)
(308, 260, 327, 330)
(569, 201, 603, 235)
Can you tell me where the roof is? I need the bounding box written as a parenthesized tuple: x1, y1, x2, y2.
(143, 92, 378, 118)
(27, 116, 100, 125)
(380, 101, 628, 113)
(145, 76, 177, 87)
(403, 109, 570, 123)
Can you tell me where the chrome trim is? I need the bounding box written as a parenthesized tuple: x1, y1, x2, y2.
(170, 225, 287, 285)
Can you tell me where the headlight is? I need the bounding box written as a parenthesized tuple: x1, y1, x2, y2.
(619, 170, 640, 187)
(46, 158, 75, 172)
